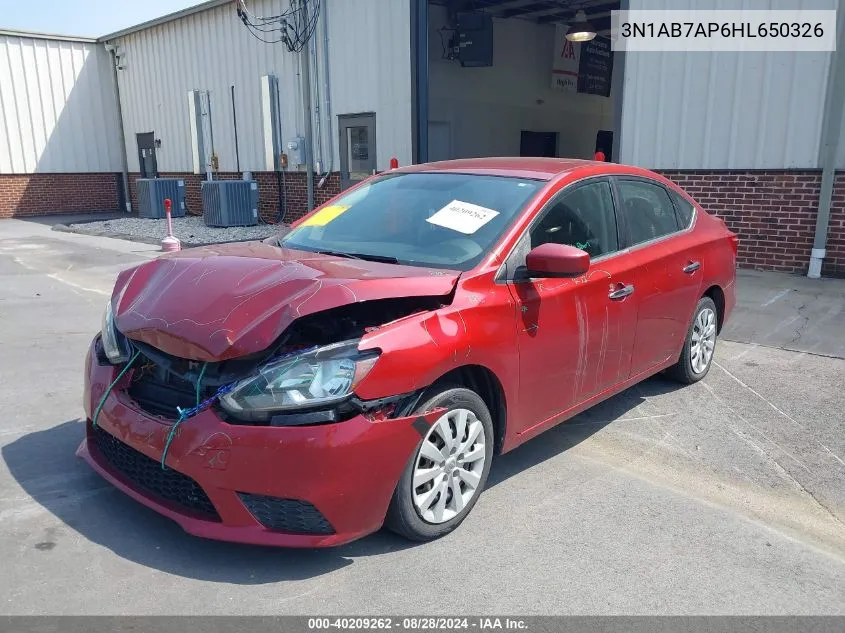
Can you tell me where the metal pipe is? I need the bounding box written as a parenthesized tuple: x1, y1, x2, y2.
(311, 22, 323, 175)
(318, 0, 334, 187)
(105, 43, 131, 212)
(230, 85, 240, 173)
(300, 1, 315, 212)
(808, 9, 845, 278)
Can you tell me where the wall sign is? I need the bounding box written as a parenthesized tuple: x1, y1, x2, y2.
(551, 25, 580, 93)
(578, 36, 613, 97)
(551, 25, 613, 98)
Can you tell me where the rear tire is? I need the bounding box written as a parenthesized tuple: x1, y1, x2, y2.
(666, 296, 719, 384)
(385, 386, 494, 542)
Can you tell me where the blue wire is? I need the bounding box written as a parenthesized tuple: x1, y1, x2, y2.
(160, 382, 236, 470)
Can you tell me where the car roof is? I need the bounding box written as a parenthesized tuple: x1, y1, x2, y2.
(394, 157, 656, 182)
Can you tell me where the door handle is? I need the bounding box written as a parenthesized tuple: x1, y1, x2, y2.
(609, 284, 635, 300)
(683, 261, 701, 274)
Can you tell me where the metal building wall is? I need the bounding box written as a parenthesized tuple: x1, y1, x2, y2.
(619, 0, 836, 170)
(110, 0, 413, 174)
(837, 98, 845, 169)
(0, 32, 122, 173)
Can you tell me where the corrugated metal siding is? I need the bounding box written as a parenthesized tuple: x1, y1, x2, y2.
(327, 0, 412, 168)
(0, 34, 122, 173)
(112, 0, 412, 174)
(620, 0, 835, 170)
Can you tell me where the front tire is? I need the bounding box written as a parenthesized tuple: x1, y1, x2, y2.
(666, 296, 719, 384)
(385, 386, 494, 542)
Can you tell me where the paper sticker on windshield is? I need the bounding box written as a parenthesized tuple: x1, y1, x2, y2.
(300, 205, 350, 227)
(426, 200, 499, 235)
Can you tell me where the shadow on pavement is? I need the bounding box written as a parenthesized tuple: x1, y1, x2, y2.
(2, 378, 683, 583)
(16, 212, 124, 227)
(487, 376, 681, 487)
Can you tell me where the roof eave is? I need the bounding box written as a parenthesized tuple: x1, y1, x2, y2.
(97, 0, 231, 42)
(0, 28, 97, 43)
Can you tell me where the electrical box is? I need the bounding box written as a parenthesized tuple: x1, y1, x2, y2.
(455, 12, 493, 67)
(287, 136, 307, 166)
(201, 180, 259, 227)
(136, 178, 186, 219)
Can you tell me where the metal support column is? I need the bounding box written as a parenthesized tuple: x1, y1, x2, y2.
(808, 6, 845, 278)
(410, 0, 429, 164)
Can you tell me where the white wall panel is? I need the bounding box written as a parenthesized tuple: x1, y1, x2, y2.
(112, 0, 412, 174)
(0, 34, 121, 173)
(620, 0, 835, 169)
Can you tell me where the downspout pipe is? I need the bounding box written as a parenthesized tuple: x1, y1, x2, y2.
(104, 42, 131, 212)
(808, 9, 845, 278)
(311, 24, 323, 177)
(318, 0, 334, 188)
(300, 8, 315, 212)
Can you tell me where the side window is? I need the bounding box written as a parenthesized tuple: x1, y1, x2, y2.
(616, 180, 680, 246)
(669, 190, 696, 228)
(529, 180, 618, 258)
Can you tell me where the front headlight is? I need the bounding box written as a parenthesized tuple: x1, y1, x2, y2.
(101, 300, 130, 363)
(219, 340, 379, 419)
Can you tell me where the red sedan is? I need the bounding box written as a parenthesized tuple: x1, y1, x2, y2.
(78, 158, 737, 546)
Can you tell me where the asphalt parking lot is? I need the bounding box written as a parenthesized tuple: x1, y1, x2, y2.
(0, 217, 843, 615)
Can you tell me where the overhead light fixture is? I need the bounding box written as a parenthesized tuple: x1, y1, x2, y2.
(565, 10, 597, 42)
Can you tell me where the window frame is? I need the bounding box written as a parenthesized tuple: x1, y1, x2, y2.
(496, 175, 625, 283)
(667, 187, 698, 231)
(610, 176, 696, 251)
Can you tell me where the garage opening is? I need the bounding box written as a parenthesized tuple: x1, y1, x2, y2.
(420, 0, 622, 163)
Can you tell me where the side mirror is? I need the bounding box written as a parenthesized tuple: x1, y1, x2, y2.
(525, 243, 589, 278)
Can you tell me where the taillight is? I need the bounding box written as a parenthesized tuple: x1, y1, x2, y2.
(729, 234, 739, 256)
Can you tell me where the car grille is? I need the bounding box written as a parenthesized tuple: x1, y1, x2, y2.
(92, 425, 221, 521)
(237, 493, 334, 535)
(127, 360, 199, 420)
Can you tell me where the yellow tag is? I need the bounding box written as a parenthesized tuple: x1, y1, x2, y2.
(300, 205, 350, 227)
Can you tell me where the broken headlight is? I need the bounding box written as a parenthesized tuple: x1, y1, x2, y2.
(100, 300, 130, 364)
(219, 340, 378, 419)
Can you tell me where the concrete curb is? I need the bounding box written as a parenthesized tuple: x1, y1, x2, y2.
(50, 223, 262, 248)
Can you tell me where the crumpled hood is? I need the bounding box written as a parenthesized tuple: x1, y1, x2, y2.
(112, 241, 459, 361)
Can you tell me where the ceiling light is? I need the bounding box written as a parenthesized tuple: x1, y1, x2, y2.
(565, 10, 597, 42)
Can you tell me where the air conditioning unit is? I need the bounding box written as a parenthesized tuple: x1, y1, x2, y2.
(136, 178, 186, 219)
(201, 180, 259, 227)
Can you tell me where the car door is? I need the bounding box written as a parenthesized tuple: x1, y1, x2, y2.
(613, 177, 701, 377)
(502, 178, 639, 435)
(662, 189, 706, 329)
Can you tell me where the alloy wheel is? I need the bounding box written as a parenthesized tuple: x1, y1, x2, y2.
(412, 408, 487, 524)
(690, 307, 717, 374)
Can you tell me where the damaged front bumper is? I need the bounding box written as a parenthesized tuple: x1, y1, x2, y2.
(77, 339, 435, 547)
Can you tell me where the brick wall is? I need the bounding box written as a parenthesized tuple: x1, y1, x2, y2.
(657, 170, 845, 277)
(128, 171, 342, 224)
(4, 168, 843, 277)
(0, 173, 120, 218)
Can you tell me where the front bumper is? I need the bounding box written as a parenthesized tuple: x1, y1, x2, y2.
(78, 340, 435, 547)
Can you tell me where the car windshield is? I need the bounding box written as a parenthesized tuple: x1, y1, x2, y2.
(280, 172, 542, 270)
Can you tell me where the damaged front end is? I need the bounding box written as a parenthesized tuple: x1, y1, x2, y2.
(107, 296, 444, 428)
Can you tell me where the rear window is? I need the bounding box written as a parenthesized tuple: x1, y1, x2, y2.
(616, 179, 680, 246)
(670, 190, 696, 228)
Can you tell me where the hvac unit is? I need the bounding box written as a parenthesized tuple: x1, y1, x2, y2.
(201, 180, 259, 227)
(136, 178, 186, 219)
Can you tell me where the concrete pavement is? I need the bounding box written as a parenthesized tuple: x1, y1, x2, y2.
(0, 217, 843, 615)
